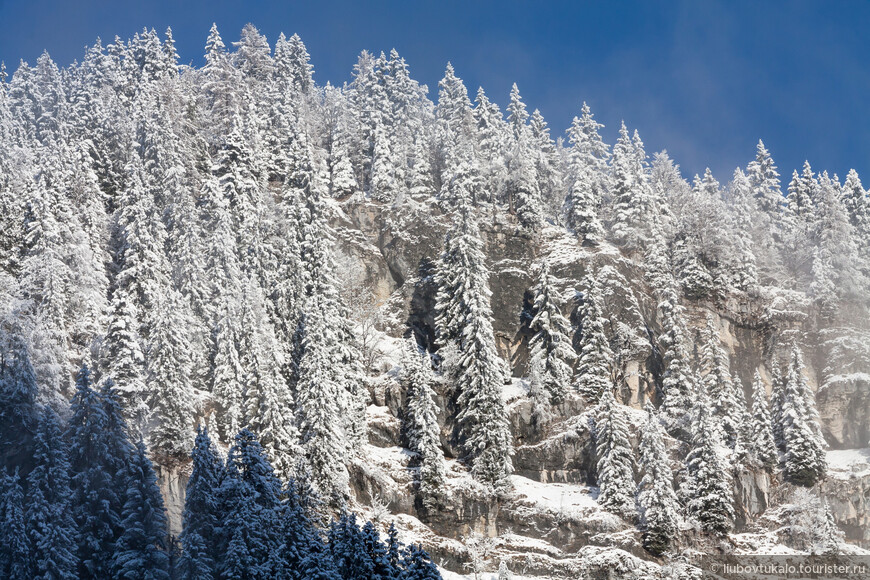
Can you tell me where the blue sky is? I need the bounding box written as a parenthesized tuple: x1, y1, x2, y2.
(1, 0, 868, 183)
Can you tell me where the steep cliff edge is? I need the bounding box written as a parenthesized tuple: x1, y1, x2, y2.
(153, 197, 870, 577)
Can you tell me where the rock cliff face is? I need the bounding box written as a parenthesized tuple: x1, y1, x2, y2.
(159, 197, 870, 576)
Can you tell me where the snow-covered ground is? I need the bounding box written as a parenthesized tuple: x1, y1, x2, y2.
(827, 448, 870, 478)
(510, 475, 597, 513)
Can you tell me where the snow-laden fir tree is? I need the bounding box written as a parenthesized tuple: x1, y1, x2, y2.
(563, 102, 608, 243)
(179, 427, 223, 580)
(401, 337, 446, 510)
(841, 169, 869, 247)
(528, 109, 561, 213)
(216, 429, 284, 578)
(781, 343, 826, 487)
(656, 283, 696, 433)
(101, 287, 148, 437)
(295, 303, 350, 503)
(434, 204, 513, 490)
(770, 358, 787, 451)
(526, 262, 576, 405)
(749, 370, 779, 470)
(24, 407, 78, 580)
(636, 404, 680, 556)
(682, 385, 734, 534)
(0, 467, 31, 580)
(610, 122, 651, 248)
(111, 439, 170, 579)
(401, 544, 442, 580)
(573, 272, 613, 404)
(473, 87, 508, 205)
(211, 297, 246, 443)
(147, 288, 196, 459)
(239, 279, 300, 481)
(66, 365, 131, 579)
(731, 372, 753, 462)
(699, 315, 741, 447)
(594, 386, 635, 519)
(746, 140, 783, 216)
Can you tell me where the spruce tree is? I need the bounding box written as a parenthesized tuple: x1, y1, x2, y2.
(239, 279, 300, 481)
(636, 404, 679, 556)
(573, 272, 613, 404)
(526, 262, 576, 405)
(295, 305, 350, 502)
(67, 365, 129, 579)
(594, 387, 635, 519)
(0, 325, 38, 464)
(682, 387, 734, 534)
(656, 284, 695, 432)
(112, 439, 170, 579)
(841, 169, 869, 246)
(179, 427, 223, 579)
(100, 287, 148, 437)
(401, 544, 441, 580)
(217, 429, 284, 579)
(699, 315, 740, 447)
(25, 407, 78, 580)
(746, 140, 783, 215)
(434, 206, 513, 490)
(610, 122, 651, 248)
(731, 372, 752, 462)
(781, 344, 826, 486)
(0, 468, 32, 580)
(147, 288, 196, 459)
(401, 338, 446, 510)
(749, 370, 779, 470)
(770, 359, 787, 451)
(563, 102, 608, 242)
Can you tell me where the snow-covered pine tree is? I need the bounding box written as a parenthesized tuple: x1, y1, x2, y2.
(786, 161, 817, 224)
(66, 365, 130, 579)
(100, 287, 148, 437)
(781, 343, 826, 486)
(594, 386, 635, 519)
(434, 205, 513, 490)
(746, 140, 783, 216)
(211, 297, 246, 443)
(812, 171, 860, 318)
(610, 122, 651, 248)
(573, 272, 613, 404)
(473, 87, 508, 205)
(563, 102, 608, 243)
(749, 370, 778, 470)
(295, 304, 350, 503)
(656, 283, 696, 433)
(636, 404, 680, 556)
(401, 338, 446, 510)
(770, 358, 787, 451)
(401, 544, 442, 580)
(731, 372, 752, 462)
(529, 108, 561, 215)
(111, 438, 170, 579)
(147, 288, 196, 459)
(682, 386, 734, 534)
(0, 467, 31, 580)
(699, 315, 741, 447)
(502, 84, 543, 228)
(25, 407, 78, 579)
(239, 279, 300, 481)
(216, 429, 284, 578)
(179, 427, 223, 580)
(841, 169, 869, 247)
(0, 320, 38, 464)
(436, 63, 475, 158)
(526, 262, 576, 405)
